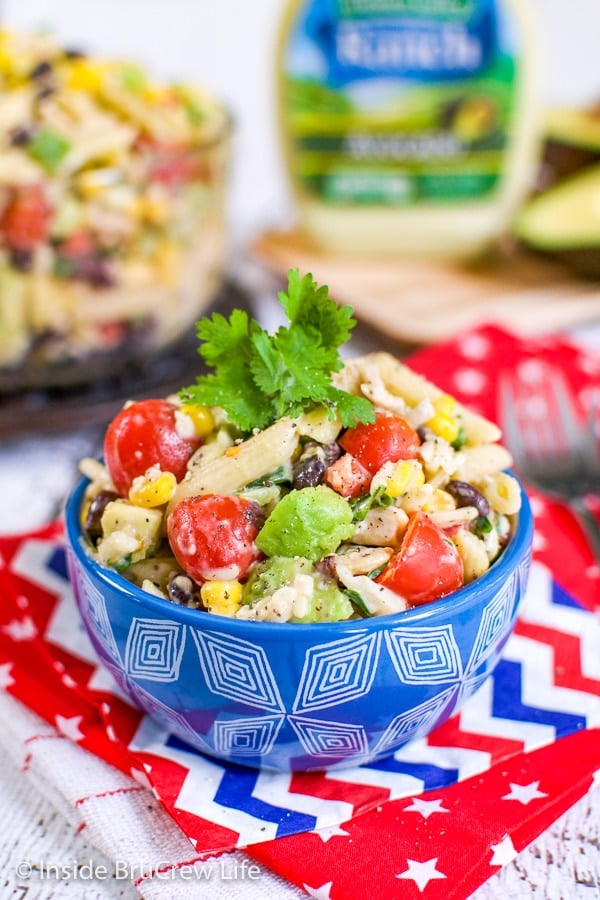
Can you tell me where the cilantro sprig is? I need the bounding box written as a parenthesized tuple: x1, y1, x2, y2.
(180, 269, 375, 433)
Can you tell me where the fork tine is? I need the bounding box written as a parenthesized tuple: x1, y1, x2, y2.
(549, 370, 585, 459)
(584, 388, 600, 478)
(498, 376, 526, 466)
(499, 370, 580, 478)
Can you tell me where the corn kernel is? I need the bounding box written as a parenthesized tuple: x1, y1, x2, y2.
(76, 168, 120, 199)
(144, 83, 169, 104)
(433, 394, 456, 417)
(67, 59, 106, 92)
(139, 191, 170, 225)
(386, 460, 413, 498)
(201, 580, 243, 617)
(129, 471, 176, 507)
(424, 394, 460, 442)
(180, 403, 215, 438)
(422, 489, 456, 513)
(426, 411, 459, 443)
(386, 459, 425, 498)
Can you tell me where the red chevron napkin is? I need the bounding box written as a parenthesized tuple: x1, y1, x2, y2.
(0, 325, 599, 900)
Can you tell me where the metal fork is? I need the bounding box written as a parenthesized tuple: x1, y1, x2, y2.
(499, 368, 600, 562)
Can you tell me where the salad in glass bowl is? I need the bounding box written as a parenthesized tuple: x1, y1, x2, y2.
(76, 268, 523, 623)
(0, 29, 231, 387)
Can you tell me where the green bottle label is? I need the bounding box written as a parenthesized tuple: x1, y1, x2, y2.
(281, 0, 519, 206)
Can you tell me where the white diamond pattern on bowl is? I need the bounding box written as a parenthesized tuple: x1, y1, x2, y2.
(292, 632, 381, 713)
(288, 715, 369, 758)
(78, 574, 121, 663)
(125, 679, 213, 752)
(124, 618, 186, 683)
(455, 669, 494, 709)
(465, 574, 518, 673)
(213, 714, 285, 756)
(374, 686, 457, 755)
(385, 624, 463, 684)
(191, 630, 285, 711)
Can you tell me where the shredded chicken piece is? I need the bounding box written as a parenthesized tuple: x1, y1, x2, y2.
(335, 564, 409, 616)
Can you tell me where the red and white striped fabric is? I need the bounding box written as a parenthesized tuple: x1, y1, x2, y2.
(0, 325, 599, 898)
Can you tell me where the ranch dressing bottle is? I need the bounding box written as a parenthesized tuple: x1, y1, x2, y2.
(276, 0, 540, 259)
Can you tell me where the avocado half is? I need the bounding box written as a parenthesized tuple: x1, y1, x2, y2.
(515, 163, 600, 278)
(543, 106, 600, 182)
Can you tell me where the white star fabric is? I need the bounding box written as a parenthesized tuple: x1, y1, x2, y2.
(303, 880, 334, 899)
(2, 616, 37, 641)
(55, 714, 85, 742)
(489, 834, 518, 866)
(0, 662, 15, 689)
(314, 824, 351, 843)
(403, 797, 449, 820)
(396, 858, 447, 892)
(502, 781, 547, 805)
(458, 333, 491, 360)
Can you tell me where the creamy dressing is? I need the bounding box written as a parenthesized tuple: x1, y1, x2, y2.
(277, 0, 540, 259)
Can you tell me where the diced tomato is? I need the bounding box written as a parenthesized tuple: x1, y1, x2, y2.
(167, 494, 264, 583)
(339, 412, 420, 475)
(61, 231, 94, 256)
(375, 511, 464, 606)
(148, 146, 201, 185)
(325, 453, 372, 498)
(97, 320, 128, 347)
(0, 186, 52, 250)
(103, 399, 202, 496)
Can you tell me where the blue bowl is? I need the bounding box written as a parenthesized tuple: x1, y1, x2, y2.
(65, 476, 533, 772)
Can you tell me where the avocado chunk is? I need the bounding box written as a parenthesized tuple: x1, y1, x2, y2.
(515, 163, 600, 277)
(543, 106, 600, 183)
(546, 106, 600, 153)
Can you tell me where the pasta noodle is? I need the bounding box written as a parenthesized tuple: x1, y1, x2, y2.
(335, 352, 502, 445)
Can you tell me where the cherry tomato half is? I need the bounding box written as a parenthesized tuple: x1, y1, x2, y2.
(0, 186, 52, 250)
(167, 494, 265, 583)
(104, 399, 201, 496)
(376, 512, 464, 606)
(339, 412, 420, 475)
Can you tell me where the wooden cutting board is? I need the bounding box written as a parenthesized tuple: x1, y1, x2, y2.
(252, 228, 600, 344)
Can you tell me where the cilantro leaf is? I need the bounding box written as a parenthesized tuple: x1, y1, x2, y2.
(181, 269, 375, 433)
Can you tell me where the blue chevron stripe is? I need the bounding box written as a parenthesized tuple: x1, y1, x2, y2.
(366, 756, 459, 792)
(492, 659, 587, 737)
(48, 546, 68, 580)
(214, 768, 318, 837)
(167, 734, 318, 836)
(552, 578, 585, 611)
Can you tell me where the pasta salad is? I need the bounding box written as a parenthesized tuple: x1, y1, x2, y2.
(0, 30, 230, 376)
(78, 270, 521, 622)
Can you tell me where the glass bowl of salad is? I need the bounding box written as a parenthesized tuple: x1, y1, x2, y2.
(64, 270, 534, 772)
(0, 29, 231, 390)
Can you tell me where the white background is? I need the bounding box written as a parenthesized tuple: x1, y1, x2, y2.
(2, 0, 599, 249)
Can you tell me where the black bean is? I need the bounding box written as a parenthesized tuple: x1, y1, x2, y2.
(168, 574, 203, 609)
(293, 454, 326, 489)
(30, 60, 53, 80)
(322, 441, 342, 465)
(446, 480, 491, 516)
(417, 425, 436, 443)
(83, 490, 119, 538)
(9, 249, 33, 272)
(10, 126, 35, 147)
(75, 255, 116, 288)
